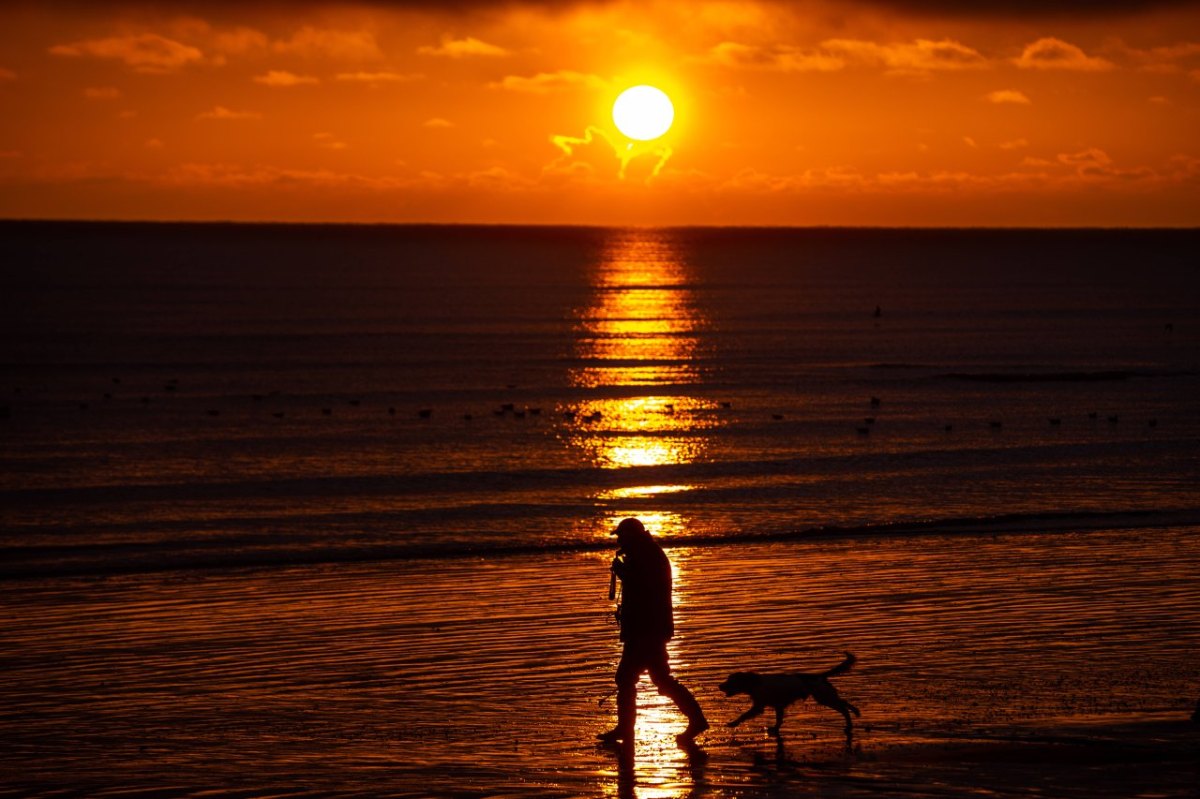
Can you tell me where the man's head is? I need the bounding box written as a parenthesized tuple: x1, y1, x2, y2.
(613, 517, 648, 549)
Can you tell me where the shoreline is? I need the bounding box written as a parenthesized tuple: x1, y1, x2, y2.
(3, 526, 1198, 797)
(5, 508, 1199, 581)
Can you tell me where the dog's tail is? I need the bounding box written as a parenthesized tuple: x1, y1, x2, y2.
(820, 652, 856, 679)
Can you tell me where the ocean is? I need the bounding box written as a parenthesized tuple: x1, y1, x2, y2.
(2, 223, 1198, 574)
(1, 222, 1199, 797)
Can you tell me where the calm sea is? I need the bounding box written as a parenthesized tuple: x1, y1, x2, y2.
(2, 222, 1198, 577)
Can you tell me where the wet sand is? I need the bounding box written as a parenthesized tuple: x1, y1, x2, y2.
(2, 525, 1199, 797)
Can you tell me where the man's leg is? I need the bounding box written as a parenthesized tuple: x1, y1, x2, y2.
(646, 643, 708, 741)
(598, 645, 642, 743)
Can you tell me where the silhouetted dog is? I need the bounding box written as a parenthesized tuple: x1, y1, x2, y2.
(718, 652, 860, 739)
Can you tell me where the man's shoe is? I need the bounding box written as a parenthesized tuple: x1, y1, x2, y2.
(676, 718, 709, 744)
(597, 728, 632, 745)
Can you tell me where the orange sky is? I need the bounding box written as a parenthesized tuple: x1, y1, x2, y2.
(1, 0, 1198, 226)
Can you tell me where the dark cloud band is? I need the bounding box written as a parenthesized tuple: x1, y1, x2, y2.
(862, 0, 1198, 15)
(5, 0, 1196, 15)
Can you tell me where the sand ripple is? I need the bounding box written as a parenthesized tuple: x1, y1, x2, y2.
(2, 526, 1199, 797)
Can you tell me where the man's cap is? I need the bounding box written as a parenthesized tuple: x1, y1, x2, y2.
(613, 517, 646, 536)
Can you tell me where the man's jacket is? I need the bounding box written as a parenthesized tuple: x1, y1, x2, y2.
(614, 537, 674, 644)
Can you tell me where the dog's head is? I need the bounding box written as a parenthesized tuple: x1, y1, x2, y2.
(718, 672, 760, 698)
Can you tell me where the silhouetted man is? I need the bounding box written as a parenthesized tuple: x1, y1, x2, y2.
(599, 517, 707, 746)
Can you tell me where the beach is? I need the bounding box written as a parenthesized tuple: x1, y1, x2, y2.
(2, 223, 1199, 796)
(3, 525, 1198, 797)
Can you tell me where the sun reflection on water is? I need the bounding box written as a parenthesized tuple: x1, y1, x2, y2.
(589, 510, 692, 542)
(570, 231, 705, 394)
(565, 395, 720, 471)
(564, 230, 719, 477)
(612, 687, 705, 799)
(572, 234, 712, 797)
(597, 485, 696, 500)
(597, 549, 705, 799)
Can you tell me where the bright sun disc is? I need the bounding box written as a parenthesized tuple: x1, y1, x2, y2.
(612, 85, 674, 142)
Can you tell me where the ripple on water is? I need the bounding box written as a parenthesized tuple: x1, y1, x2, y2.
(1, 527, 1199, 797)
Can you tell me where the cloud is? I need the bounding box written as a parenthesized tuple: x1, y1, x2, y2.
(49, 33, 204, 73)
(212, 26, 269, 56)
(1015, 38, 1114, 71)
(0, 67, 15, 82)
(699, 37, 987, 74)
(823, 38, 989, 73)
(418, 36, 509, 58)
(720, 166, 870, 193)
(999, 138, 1029, 150)
(1191, 68, 1200, 82)
(18, 0, 1191, 17)
(544, 128, 612, 183)
(489, 70, 608, 93)
(715, 148, 1200, 196)
(1168, 155, 1200, 182)
(84, 86, 122, 100)
(1144, 42, 1200, 59)
(710, 152, 1200, 197)
(160, 162, 413, 191)
(857, 0, 1195, 15)
(196, 105, 262, 120)
(1057, 147, 1153, 180)
(253, 70, 319, 87)
(1105, 40, 1200, 73)
(154, 161, 538, 196)
(336, 71, 423, 84)
(313, 132, 347, 150)
(423, 117, 454, 128)
(465, 166, 536, 191)
(548, 126, 672, 182)
(145, 138, 165, 149)
(274, 27, 381, 61)
(701, 42, 846, 72)
(987, 89, 1031, 104)
(1056, 148, 1112, 171)
(716, 163, 1120, 196)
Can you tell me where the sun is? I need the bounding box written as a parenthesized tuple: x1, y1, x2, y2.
(612, 85, 674, 142)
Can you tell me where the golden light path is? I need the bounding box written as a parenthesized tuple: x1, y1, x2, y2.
(566, 230, 716, 795)
(565, 228, 720, 535)
(596, 485, 696, 500)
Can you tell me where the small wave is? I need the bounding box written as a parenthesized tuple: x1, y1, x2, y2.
(937, 370, 1136, 383)
(4, 507, 1197, 581)
(5, 434, 1193, 504)
(934, 369, 1199, 383)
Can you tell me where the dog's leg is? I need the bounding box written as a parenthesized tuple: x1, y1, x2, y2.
(728, 703, 764, 728)
(823, 698, 856, 747)
(767, 706, 785, 738)
(813, 684, 858, 742)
